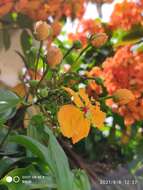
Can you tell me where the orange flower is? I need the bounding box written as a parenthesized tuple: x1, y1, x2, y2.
(0, 1, 14, 17)
(68, 19, 105, 46)
(110, 0, 143, 31)
(87, 66, 103, 97)
(103, 45, 143, 125)
(58, 88, 106, 143)
(113, 89, 135, 105)
(51, 21, 62, 38)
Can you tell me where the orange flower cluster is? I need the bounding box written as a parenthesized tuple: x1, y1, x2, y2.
(15, 0, 62, 21)
(103, 45, 143, 125)
(110, 0, 143, 31)
(69, 19, 104, 46)
(0, 0, 86, 20)
(63, 0, 85, 19)
(88, 0, 113, 3)
(0, 0, 13, 17)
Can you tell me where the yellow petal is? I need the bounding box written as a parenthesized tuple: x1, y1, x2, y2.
(90, 104, 106, 128)
(78, 88, 90, 106)
(58, 104, 90, 143)
(72, 116, 90, 144)
(11, 83, 26, 97)
(64, 87, 84, 107)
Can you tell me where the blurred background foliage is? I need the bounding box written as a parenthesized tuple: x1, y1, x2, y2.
(1, 1, 143, 190)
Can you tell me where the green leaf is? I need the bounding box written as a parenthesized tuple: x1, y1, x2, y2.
(44, 127, 74, 190)
(73, 170, 91, 190)
(3, 29, 11, 50)
(20, 30, 32, 55)
(28, 119, 74, 190)
(0, 158, 21, 178)
(131, 42, 143, 53)
(0, 89, 20, 114)
(0, 31, 4, 51)
(10, 125, 91, 190)
(10, 127, 74, 190)
(17, 14, 33, 29)
(10, 135, 50, 163)
(70, 60, 81, 72)
(122, 25, 143, 41)
(27, 115, 45, 141)
(111, 27, 143, 47)
(0, 108, 16, 121)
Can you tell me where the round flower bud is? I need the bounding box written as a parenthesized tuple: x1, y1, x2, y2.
(47, 46, 63, 68)
(91, 33, 108, 47)
(29, 80, 39, 88)
(73, 40, 82, 49)
(34, 21, 51, 41)
(113, 89, 135, 105)
(40, 89, 48, 97)
(51, 21, 62, 37)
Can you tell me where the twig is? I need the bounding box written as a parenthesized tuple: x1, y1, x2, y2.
(74, 44, 91, 63)
(62, 46, 74, 61)
(35, 41, 43, 79)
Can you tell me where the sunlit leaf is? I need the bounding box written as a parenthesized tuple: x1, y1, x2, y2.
(0, 89, 20, 114)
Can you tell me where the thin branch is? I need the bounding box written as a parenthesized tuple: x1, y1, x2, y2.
(35, 41, 43, 80)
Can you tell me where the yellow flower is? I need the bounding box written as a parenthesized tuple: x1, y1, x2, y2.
(58, 88, 106, 143)
(113, 89, 135, 105)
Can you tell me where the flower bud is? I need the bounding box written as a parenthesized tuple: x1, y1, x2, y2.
(113, 89, 135, 105)
(73, 40, 82, 49)
(51, 21, 62, 37)
(29, 80, 39, 88)
(34, 21, 51, 41)
(91, 33, 108, 47)
(40, 89, 48, 97)
(47, 46, 63, 68)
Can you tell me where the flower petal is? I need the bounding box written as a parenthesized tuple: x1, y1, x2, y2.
(58, 104, 90, 143)
(78, 88, 90, 106)
(64, 87, 84, 107)
(90, 104, 106, 128)
(72, 116, 90, 144)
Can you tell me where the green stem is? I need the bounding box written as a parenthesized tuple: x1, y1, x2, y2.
(36, 66, 49, 89)
(61, 72, 103, 84)
(35, 41, 43, 80)
(108, 118, 116, 143)
(62, 46, 74, 61)
(74, 44, 91, 63)
(99, 96, 113, 101)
